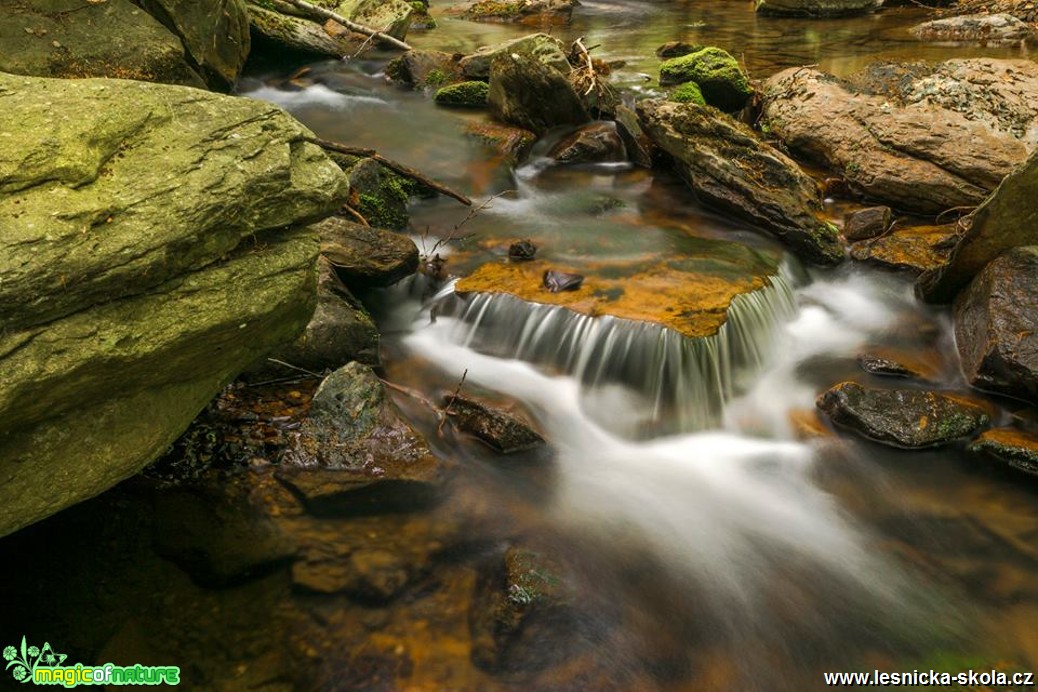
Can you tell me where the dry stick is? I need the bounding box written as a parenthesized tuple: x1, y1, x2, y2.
(381, 378, 456, 437)
(573, 37, 597, 96)
(437, 369, 468, 435)
(305, 135, 472, 207)
(343, 204, 370, 226)
(276, 0, 412, 50)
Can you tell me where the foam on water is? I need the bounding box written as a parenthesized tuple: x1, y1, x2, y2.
(244, 84, 387, 110)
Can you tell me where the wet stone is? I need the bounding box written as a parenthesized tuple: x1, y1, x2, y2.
(857, 353, 931, 381)
(816, 381, 991, 448)
(843, 206, 892, 241)
(969, 427, 1038, 477)
(542, 270, 584, 293)
(508, 239, 537, 261)
(292, 549, 412, 602)
(443, 394, 546, 454)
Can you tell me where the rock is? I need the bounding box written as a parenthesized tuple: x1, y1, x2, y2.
(969, 427, 1038, 477)
(453, 238, 783, 340)
(257, 258, 380, 374)
(912, 13, 1035, 43)
(542, 270, 584, 292)
(345, 158, 415, 230)
(816, 382, 991, 448)
(953, 247, 1038, 404)
(755, 0, 883, 16)
(469, 546, 578, 672)
(153, 478, 297, 587)
(434, 80, 490, 107)
(247, 3, 362, 58)
(636, 100, 844, 266)
(461, 0, 579, 24)
(459, 34, 571, 81)
(918, 150, 1038, 303)
(857, 352, 933, 380)
(277, 362, 445, 515)
(463, 121, 538, 165)
(444, 394, 546, 453)
(849, 224, 958, 273)
(0, 0, 205, 87)
(293, 549, 413, 601)
(546, 122, 627, 164)
(761, 60, 1038, 214)
(345, 0, 415, 40)
(138, 0, 251, 91)
(488, 52, 590, 135)
(658, 47, 753, 112)
(318, 217, 419, 288)
(613, 104, 653, 168)
(843, 206, 892, 241)
(386, 50, 462, 89)
(508, 239, 537, 261)
(669, 81, 706, 105)
(655, 41, 702, 58)
(0, 74, 348, 538)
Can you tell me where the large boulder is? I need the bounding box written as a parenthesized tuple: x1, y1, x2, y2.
(658, 47, 753, 112)
(918, 150, 1038, 303)
(755, 0, 883, 16)
(459, 33, 571, 81)
(0, 73, 349, 538)
(816, 382, 991, 448)
(0, 0, 205, 87)
(460, 0, 579, 24)
(761, 60, 1038, 213)
(137, 0, 252, 91)
(488, 52, 590, 135)
(912, 14, 1035, 43)
(953, 247, 1038, 404)
(637, 100, 843, 265)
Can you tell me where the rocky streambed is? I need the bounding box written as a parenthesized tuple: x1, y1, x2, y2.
(3, 0, 1038, 690)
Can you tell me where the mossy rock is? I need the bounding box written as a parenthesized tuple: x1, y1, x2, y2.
(347, 158, 424, 230)
(659, 47, 753, 112)
(669, 81, 706, 105)
(434, 80, 490, 107)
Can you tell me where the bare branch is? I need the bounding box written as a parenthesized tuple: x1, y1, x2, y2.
(275, 0, 412, 50)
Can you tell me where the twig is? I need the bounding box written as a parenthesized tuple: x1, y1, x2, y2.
(306, 135, 472, 206)
(426, 190, 512, 256)
(573, 37, 596, 96)
(437, 369, 468, 435)
(349, 21, 391, 59)
(934, 205, 976, 226)
(276, 0, 412, 50)
(343, 204, 370, 226)
(266, 358, 323, 377)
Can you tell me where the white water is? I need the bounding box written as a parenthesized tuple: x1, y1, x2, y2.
(403, 267, 933, 629)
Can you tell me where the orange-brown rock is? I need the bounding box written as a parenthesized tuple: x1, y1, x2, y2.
(849, 225, 958, 273)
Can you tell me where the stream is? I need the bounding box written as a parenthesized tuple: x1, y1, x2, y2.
(3, 1, 1038, 690)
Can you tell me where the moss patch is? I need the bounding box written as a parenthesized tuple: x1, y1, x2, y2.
(659, 47, 753, 112)
(669, 81, 706, 105)
(434, 80, 489, 107)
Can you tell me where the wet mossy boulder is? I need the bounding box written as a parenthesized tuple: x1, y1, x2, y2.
(0, 73, 349, 538)
(0, 0, 205, 87)
(386, 50, 463, 88)
(755, 0, 884, 16)
(344, 158, 421, 230)
(459, 33, 571, 80)
(658, 47, 753, 112)
(460, 0, 579, 24)
(637, 100, 843, 265)
(137, 0, 251, 91)
(669, 81, 706, 105)
(953, 247, 1038, 404)
(970, 428, 1038, 477)
(434, 80, 490, 107)
(816, 382, 991, 448)
(488, 52, 590, 135)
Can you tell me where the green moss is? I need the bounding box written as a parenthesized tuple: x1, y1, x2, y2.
(659, 47, 753, 112)
(669, 81, 706, 105)
(466, 0, 522, 17)
(424, 68, 450, 88)
(434, 80, 489, 108)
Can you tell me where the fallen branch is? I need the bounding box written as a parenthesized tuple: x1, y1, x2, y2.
(306, 135, 472, 207)
(437, 369, 468, 435)
(343, 204, 370, 226)
(572, 37, 596, 96)
(381, 372, 469, 439)
(276, 0, 412, 50)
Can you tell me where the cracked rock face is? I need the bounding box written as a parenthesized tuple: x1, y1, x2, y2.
(762, 59, 1038, 214)
(0, 73, 349, 537)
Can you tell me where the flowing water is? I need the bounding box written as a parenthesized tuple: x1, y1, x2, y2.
(4, 1, 1038, 690)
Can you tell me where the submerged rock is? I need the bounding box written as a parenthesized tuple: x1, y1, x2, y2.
(278, 362, 445, 515)
(816, 382, 991, 448)
(488, 52, 590, 135)
(953, 247, 1038, 404)
(292, 548, 415, 601)
(969, 428, 1038, 477)
(0, 74, 348, 538)
(912, 13, 1035, 43)
(316, 216, 420, 288)
(658, 47, 753, 112)
(637, 100, 843, 266)
(762, 60, 1038, 213)
(919, 151, 1038, 303)
(443, 394, 546, 453)
(755, 0, 884, 16)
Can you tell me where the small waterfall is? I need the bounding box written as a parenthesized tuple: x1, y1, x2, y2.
(427, 263, 798, 436)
